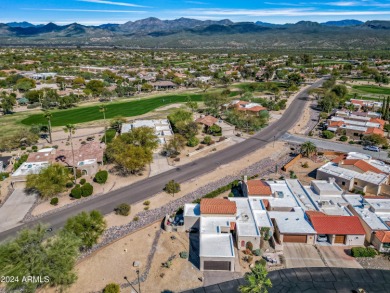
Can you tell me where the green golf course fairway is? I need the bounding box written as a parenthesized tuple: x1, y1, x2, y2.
(352, 85, 390, 95)
(21, 93, 204, 127)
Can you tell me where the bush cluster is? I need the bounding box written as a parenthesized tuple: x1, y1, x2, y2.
(351, 247, 377, 258)
(115, 203, 130, 216)
(70, 183, 94, 198)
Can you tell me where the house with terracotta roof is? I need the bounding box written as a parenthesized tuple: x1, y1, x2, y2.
(326, 115, 384, 139)
(224, 100, 267, 116)
(307, 214, 365, 245)
(372, 230, 390, 252)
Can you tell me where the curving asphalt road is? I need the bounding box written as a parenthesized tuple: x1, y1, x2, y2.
(0, 78, 326, 242)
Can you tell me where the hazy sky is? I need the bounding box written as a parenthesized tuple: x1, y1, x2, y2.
(2, 0, 390, 25)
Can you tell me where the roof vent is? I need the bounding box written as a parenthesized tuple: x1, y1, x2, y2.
(296, 218, 299, 221)
(285, 218, 289, 221)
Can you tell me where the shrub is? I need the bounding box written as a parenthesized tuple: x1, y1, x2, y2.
(349, 140, 355, 144)
(351, 247, 377, 258)
(203, 136, 212, 145)
(246, 241, 254, 251)
(50, 197, 59, 206)
(103, 283, 120, 293)
(70, 184, 82, 199)
(95, 170, 108, 184)
(76, 169, 82, 179)
(79, 178, 86, 185)
(0, 172, 9, 181)
(247, 255, 253, 263)
(308, 131, 313, 137)
(228, 192, 234, 197)
(21, 146, 26, 150)
(258, 259, 267, 266)
(32, 145, 38, 151)
(133, 216, 139, 221)
(179, 251, 188, 259)
(187, 136, 199, 147)
(143, 200, 150, 206)
(302, 162, 309, 168)
(66, 181, 74, 188)
(144, 206, 149, 210)
(340, 135, 348, 142)
(218, 136, 226, 142)
(81, 183, 93, 197)
(322, 130, 335, 139)
(253, 249, 262, 256)
(115, 203, 130, 216)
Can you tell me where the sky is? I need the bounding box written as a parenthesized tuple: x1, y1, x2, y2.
(2, 0, 390, 25)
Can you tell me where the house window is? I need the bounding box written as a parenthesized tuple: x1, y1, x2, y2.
(383, 243, 390, 249)
(342, 181, 346, 186)
(241, 240, 245, 248)
(354, 182, 357, 185)
(353, 133, 359, 137)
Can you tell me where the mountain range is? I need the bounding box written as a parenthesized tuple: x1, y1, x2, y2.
(1, 18, 390, 50)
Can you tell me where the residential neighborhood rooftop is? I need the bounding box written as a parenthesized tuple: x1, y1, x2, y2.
(309, 215, 366, 235)
(268, 208, 317, 234)
(199, 234, 235, 258)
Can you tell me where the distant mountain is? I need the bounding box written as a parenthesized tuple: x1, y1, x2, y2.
(321, 19, 363, 27)
(2, 18, 390, 50)
(255, 21, 280, 28)
(6, 21, 37, 28)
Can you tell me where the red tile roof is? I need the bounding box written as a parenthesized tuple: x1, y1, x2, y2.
(195, 116, 218, 127)
(246, 180, 272, 196)
(200, 198, 237, 215)
(351, 99, 364, 106)
(374, 230, 390, 243)
(305, 211, 327, 219)
(310, 216, 365, 235)
(370, 118, 386, 128)
(364, 127, 384, 136)
(341, 159, 383, 174)
(332, 154, 347, 163)
(328, 121, 344, 127)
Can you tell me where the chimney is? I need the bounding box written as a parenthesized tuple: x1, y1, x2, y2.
(244, 175, 248, 183)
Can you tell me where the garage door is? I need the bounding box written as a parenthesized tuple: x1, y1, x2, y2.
(335, 235, 346, 244)
(203, 261, 231, 271)
(283, 234, 307, 243)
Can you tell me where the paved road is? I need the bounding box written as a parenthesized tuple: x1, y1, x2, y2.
(281, 133, 389, 162)
(182, 267, 390, 293)
(0, 79, 326, 242)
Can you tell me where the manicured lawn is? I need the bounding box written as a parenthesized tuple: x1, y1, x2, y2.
(352, 85, 390, 95)
(21, 93, 204, 127)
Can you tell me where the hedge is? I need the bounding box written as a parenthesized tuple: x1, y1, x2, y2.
(351, 247, 377, 258)
(192, 180, 240, 204)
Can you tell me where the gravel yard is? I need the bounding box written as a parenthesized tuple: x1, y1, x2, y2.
(356, 254, 390, 270)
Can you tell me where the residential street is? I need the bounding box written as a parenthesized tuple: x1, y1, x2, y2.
(281, 133, 389, 162)
(0, 79, 326, 242)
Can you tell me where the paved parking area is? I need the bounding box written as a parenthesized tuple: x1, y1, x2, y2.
(318, 246, 362, 268)
(283, 243, 325, 268)
(0, 188, 37, 232)
(182, 268, 390, 293)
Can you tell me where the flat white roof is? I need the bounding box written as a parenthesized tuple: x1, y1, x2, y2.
(12, 162, 49, 177)
(184, 204, 200, 218)
(229, 198, 260, 237)
(365, 198, 390, 213)
(200, 216, 235, 234)
(318, 162, 388, 185)
(310, 180, 344, 196)
(268, 208, 316, 234)
(344, 194, 389, 230)
(253, 211, 273, 228)
(199, 234, 235, 258)
(268, 181, 303, 209)
(285, 179, 317, 210)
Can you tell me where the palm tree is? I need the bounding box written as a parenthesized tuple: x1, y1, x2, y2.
(300, 141, 317, 158)
(64, 124, 77, 183)
(99, 105, 107, 145)
(43, 111, 53, 143)
(239, 263, 272, 293)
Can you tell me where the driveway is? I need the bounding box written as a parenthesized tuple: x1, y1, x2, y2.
(0, 188, 37, 232)
(283, 243, 325, 268)
(149, 153, 174, 177)
(318, 246, 362, 268)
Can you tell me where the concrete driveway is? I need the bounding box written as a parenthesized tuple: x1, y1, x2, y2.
(149, 153, 174, 177)
(0, 188, 37, 232)
(318, 246, 362, 268)
(283, 243, 325, 268)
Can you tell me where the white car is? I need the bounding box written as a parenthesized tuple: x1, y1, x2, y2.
(363, 145, 380, 152)
(317, 234, 328, 242)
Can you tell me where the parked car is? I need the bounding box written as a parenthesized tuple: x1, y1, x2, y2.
(363, 145, 380, 152)
(317, 234, 328, 242)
